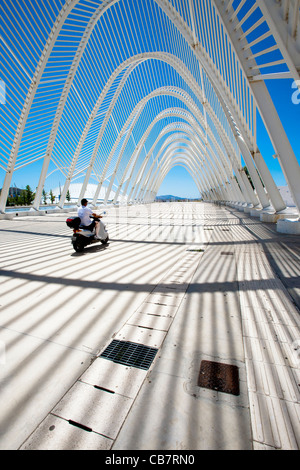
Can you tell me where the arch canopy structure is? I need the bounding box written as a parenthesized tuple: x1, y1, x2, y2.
(1, 0, 300, 224)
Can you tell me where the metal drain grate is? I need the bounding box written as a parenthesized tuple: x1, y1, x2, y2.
(198, 360, 240, 395)
(220, 251, 234, 255)
(100, 339, 158, 370)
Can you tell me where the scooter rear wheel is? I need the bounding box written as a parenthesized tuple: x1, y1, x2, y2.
(101, 236, 109, 244)
(72, 238, 85, 252)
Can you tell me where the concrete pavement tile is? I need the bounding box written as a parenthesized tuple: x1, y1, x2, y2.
(52, 381, 133, 439)
(246, 359, 300, 402)
(0, 327, 93, 450)
(114, 324, 167, 348)
(144, 292, 183, 307)
(249, 392, 300, 449)
(113, 368, 252, 450)
(20, 414, 112, 450)
(79, 357, 147, 398)
(137, 301, 178, 318)
(127, 312, 173, 331)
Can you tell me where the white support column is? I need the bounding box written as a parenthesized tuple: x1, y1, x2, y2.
(232, 166, 252, 205)
(103, 170, 117, 204)
(231, 176, 246, 204)
(237, 134, 270, 209)
(113, 179, 125, 204)
(78, 165, 93, 206)
(253, 151, 286, 212)
(33, 153, 52, 210)
(239, 168, 258, 207)
(0, 172, 12, 214)
(252, 80, 300, 217)
(58, 177, 71, 209)
(222, 104, 270, 209)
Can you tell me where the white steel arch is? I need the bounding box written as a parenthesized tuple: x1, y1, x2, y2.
(148, 158, 204, 202)
(1, 0, 299, 229)
(145, 149, 211, 202)
(100, 84, 237, 204)
(140, 140, 228, 203)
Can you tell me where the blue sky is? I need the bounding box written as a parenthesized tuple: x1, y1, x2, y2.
(157, 166, 200, 198)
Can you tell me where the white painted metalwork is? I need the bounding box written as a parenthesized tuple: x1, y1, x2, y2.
(0, 0, 299, 224)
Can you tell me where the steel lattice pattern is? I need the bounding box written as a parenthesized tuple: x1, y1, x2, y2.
(0, 0, 299, 216)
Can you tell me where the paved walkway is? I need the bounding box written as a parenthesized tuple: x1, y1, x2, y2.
(0, 202, 299, 450)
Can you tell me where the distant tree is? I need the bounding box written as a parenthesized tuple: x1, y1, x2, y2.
(6, 195, 15, 206)
(66, 189, 71, 202)
(49, 189, 55, 204)
(42, 189, 48, 204)
(18, 191, 25, 205)
(21, 185, 35, 205)
(5, 185, 34, 206)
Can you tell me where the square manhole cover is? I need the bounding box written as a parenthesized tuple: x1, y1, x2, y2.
(100, 339, 158, 370)
(198, 360, 239, 395)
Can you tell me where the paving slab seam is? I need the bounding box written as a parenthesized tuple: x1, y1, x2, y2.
(112, 204, 254, 450)
(227, 208, 300, 450)
(5, 202, 298, 450)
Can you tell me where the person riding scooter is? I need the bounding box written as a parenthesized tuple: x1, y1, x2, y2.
(66, 201, 108, 252)
(78, 198, 102, 239)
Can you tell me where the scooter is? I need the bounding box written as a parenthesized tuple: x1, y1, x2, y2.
(66, 214, 109, 252)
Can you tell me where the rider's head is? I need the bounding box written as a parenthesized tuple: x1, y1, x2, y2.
(81, 198, 88, 206)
